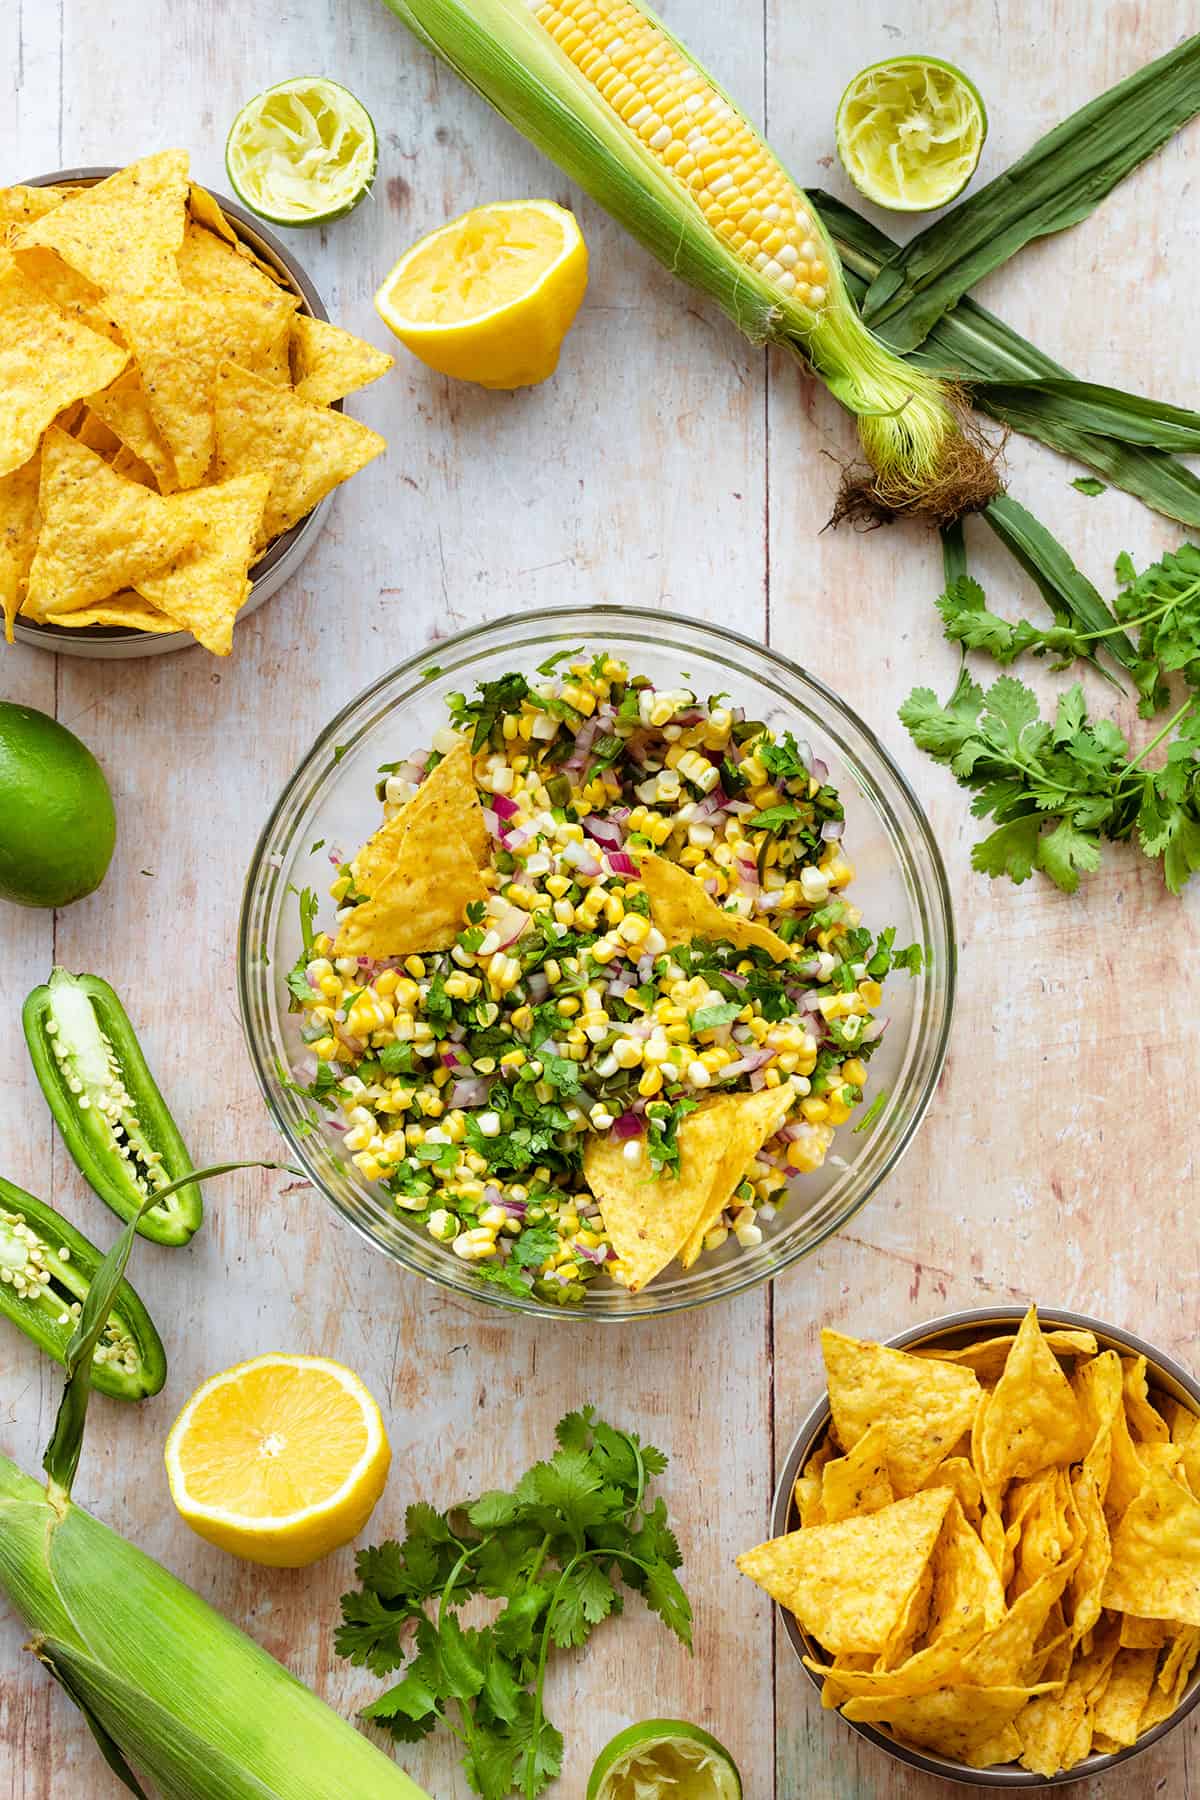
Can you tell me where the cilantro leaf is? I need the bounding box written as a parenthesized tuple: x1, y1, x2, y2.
(749, 802, 799, 833)
(1072, 476, 1107, 497)
(690, 1001, 743, 1031)
(511, 1226, 560, 1269)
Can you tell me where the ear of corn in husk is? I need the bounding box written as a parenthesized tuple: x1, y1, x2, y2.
(383, 0, 999, 525)
(0, 1164, 430, 1800)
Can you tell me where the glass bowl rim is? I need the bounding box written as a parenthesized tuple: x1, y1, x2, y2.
(237, 602, 956, 1321)
(771, 1303, 1200, 1787)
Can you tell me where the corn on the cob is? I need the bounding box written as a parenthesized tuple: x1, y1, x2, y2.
(0, 1165, 430, 1800)
(384, 0, 998, 523)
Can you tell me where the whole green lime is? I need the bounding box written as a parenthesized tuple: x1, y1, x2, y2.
(0, 702, 116, 907)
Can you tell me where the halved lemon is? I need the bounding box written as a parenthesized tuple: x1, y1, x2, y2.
(226, 77, 377, 227)
(588, 1721, 742, 1800)
(375, 200, 588, 390)
(164, 1353, 390, 1567)
(835, 56, 987, 212)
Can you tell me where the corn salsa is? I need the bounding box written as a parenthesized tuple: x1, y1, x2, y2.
(285, 650, 920, 1301)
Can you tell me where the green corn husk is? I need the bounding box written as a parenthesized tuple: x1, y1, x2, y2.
(382, 0, 999, 524)
(0, 1167, 430, 1800)
(814, 190, 1200, 532)
(862, 33, 1200, 350)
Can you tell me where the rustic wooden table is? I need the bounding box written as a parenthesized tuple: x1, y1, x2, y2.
(3, 2, 1198, 1794)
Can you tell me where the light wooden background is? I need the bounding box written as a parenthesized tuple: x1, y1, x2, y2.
(2, 2, 1198, 1795)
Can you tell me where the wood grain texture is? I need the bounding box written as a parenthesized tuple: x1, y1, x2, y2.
(1, 0, 1197, 1795)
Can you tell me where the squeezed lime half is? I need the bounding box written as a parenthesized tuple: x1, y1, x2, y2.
(226, 77, 377, 226)
(588, 1721, 742, 1800)
(836, 56, 987, 211)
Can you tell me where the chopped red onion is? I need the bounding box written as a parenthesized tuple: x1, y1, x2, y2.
(482, 808, 503, 839)
(441, 1050, 459, 1068)
(504, 825, 534, 850)
(811, 758, 829, 784)
(749, 1069, 768, 1091)
(492, 792, 520, 820)
(607, 851, 638, 877)
(561, 839, 602, 877)
(821, 819, 845, 842)
(583, 815, 624, 849)
(526, 970, 550, 1002)
(612, 1111, 643, 1140)
(720, 1049, 774, 1078)
(448, 1078, 489, 1108)
(703, 878, 719, 897)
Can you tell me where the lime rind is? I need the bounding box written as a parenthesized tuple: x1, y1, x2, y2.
(588, 1720, 741, 1800)
(836, 56, 987, 212)
(226, 77, 377, 227)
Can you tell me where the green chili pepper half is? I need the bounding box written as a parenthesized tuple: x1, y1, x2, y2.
(0, 1174, 166, 1400)
(23, 969, 202, 1247)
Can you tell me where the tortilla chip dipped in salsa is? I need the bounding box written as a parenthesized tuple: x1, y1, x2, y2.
(0, 153, 391, 654)
(739, 1306, 1200, 1777)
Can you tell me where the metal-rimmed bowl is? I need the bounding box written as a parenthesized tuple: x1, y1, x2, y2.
(772, 1304, 1200, 1788)
(238, 606, 956, 1320)
(12, 166, 333, 661)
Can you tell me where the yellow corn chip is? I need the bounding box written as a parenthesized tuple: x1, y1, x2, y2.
(0, 185, 69, 227)
(134, 472, 269, 655)
(1068, 1463, 1111, 1647)
(0, 452, 41, 642)
(352, 743, 488, 892)
(1015, 1677, 1091, 1778)
(1120, 1613, 1169, 1650)
(821, 1329, 981, 1496)
(12, 246, 123, 341)
(1102, 1463, 1200, 1623)
(925, 1497, 1006, 1643)
(0, 250, 127, 478)
(978, 1304, 1089, 1494)
(110, 445, 159, 489)
(1122, 1356, 1171, 1443)
(1090, 1647, 1158, 1749)
(961, 1564, 1077, 1688)
(793, 1440, 834, 1530)
(584, 1088, 790, 1293)
(86, 371, 179, 493)
(17, 151, 188, 295)
(1159, 1623, 1200, 1696)
(110, 295, 290, 488)
(636, 851, 792, 963)
(73, 407, 123, 458)
(214, 360, 386, 543)
(1009, 1468, 1075, 1600)
(676, 1084, 794, 1269)
(24, 428, 194, 616)
(843, 1682, 1057, 1767)
(737, 1488, 953, 1656)
(50, 592, 180, 633)
(915, 1327, 1098, 1386)
(807, 1611, 986, 1705)
(919, 1454, 981, 1523)
(820, 1421, 895, 1525)
(291, 313, 395, 407)
(177, 221, 296, 308)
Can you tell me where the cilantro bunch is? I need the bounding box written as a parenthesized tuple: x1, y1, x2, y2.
(336, 1408, 691, 1800)
(904, 542, 1200, 894)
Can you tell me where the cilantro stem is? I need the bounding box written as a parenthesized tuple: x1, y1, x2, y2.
(1117, 697, 1198, 781)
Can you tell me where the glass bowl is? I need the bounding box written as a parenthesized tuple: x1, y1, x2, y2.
(238, 607, 955, 1319)
(772, 1306, 1200, 1787)
(12, 168, 333, 661)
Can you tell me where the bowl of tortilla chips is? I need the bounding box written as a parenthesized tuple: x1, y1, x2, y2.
(238, 607, 955, 1318)
(743, 1305, 1200, 1785)
(2, 153, 392, 657)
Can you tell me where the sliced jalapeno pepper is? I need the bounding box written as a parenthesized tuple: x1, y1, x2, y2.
(23, 968, 202, 1247)
(0, 1174, 166, 1400)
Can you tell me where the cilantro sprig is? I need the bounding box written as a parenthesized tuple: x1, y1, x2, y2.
(336, 1408, 691, 1800)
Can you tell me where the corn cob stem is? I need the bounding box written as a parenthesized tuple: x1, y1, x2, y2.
(384, 0, 999, 524)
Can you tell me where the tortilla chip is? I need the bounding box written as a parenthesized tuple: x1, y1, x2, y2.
(1090, 1647, 1158, 1749)
(12, 246, 123, 341)
(916, 1326, 1098, 1386)
(352, 742, 488, 891)
(50, 592, 180, 633)
(214, 360, 386, 543)
(110, 295, 291, 488)
(86, 370, 180, 492)
(676, 1083, 794, 1268)
(821, 1329, 981, 1496)
(924, 1497, 1006, 1644)
(1069, 1464, 1112, 1647)
(24, 428, 194, 616)
(1122, 1356, 1171, 1443)
(585, 1086, 791, 1293)
(0, 452, 41, 641)
(186, 185, 242, 247)
(961, 1564, 1077, 1688)
(1015, 1677, 1091, 1778)
(843, 1682, 1056, 1767)
(919, 1455, 981, 1523)
(0, 185, 69, 228)
(794, 1441, 834, 1530)
(820, 1422, 895, 1524)
(110, 445, 159, 489)
(291, 313, 395, 407)
(635, 851, 793, 963)
(0, 250, 127, 478)
(1009, 1468, 1075, 1599)
(807, 1611, 986, 1705)
(134, 472, 269, 655)
(73, 407, 124, 458)
(1102, 1463, 1200, 1623)
(177, 221, 295, 309)
(16, 150, 188, 296)
(736, 1488, 953, 1656)
(977, 1305, 1089, 1494)
(1120, 1613, 1169, 1650)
